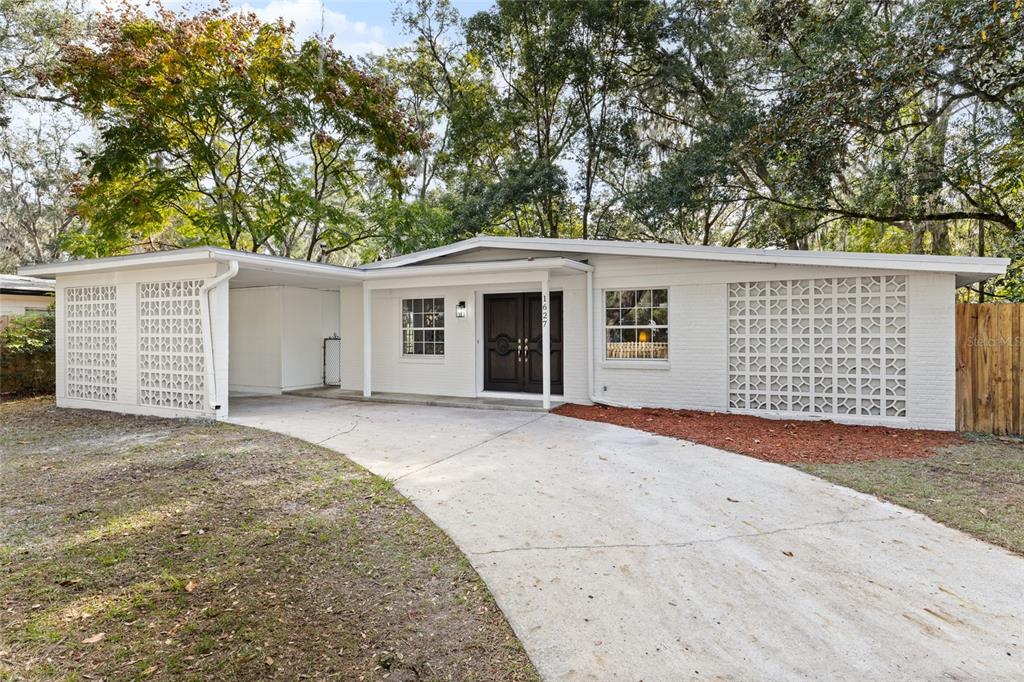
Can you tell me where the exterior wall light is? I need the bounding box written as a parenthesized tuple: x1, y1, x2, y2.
(456, 301, 467, 318)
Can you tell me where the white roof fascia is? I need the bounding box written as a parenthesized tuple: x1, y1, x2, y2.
(223, 250, 363, 282)
(362, 236, 1009, 282)
(18, 239, 1008, 287)
(361, 257, 592, 280)
(16, 248, 591, 285)
(18, 246, 364, 282)
(0, 274, 55, 292)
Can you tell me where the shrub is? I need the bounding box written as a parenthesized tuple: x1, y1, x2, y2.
(1, 308, 56, 397)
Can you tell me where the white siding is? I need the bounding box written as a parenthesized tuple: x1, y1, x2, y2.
(228, 287, 283, 394)
(229, 286, 340, 394)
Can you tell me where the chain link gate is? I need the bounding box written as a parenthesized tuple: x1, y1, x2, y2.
(323, 335, 341, 386)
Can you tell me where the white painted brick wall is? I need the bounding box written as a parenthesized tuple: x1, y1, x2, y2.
(50, 252, 958, 430)
(593, 282, 728, 411)
(336, 255, 956, 429)
(583, 256, 957, 429)
(906, 273, 956, 430)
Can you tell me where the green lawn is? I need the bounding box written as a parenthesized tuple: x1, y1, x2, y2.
(0, 397, 538, 681)
(796, 435, 1024, 555)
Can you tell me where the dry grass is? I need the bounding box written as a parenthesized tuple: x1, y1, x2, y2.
(796, 435, 1024, 555)
(0, 397, 539, 681)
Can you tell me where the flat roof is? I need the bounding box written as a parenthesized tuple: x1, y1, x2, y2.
(0, 274, 55, 294)
(18, 247, 592, 287)
(364, 236, 1009, 286)
(18, 247, 365, 284)
(18, 238, 1011, 287)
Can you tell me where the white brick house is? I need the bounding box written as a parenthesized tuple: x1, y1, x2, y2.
(20, 237, 1008, 430)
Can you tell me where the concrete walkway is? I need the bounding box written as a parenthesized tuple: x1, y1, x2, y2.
(228, 396, 1024, 681)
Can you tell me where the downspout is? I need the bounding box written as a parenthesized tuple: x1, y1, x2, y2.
(199, 259, 239, 414)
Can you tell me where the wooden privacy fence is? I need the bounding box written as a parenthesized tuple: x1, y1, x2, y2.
(956, 303, 1024, 435)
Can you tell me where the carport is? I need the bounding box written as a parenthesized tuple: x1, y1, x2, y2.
(20, 247, 362, 419)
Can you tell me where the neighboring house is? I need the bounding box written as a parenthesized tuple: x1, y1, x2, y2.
(0, 275, 55, 319)
(19, 237, 1008, 430)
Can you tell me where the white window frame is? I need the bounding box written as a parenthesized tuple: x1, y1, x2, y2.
(401, 297, 445, 357)
(603, 288, 669, 361)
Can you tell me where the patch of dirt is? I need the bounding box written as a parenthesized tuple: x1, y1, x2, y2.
(0, 397, 539, 681)
(554, 403, 963, 463)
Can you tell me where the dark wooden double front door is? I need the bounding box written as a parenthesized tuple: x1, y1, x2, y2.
(483, 292, 563, 394)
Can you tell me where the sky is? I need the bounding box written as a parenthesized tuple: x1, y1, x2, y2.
(164, 0, 495, 55)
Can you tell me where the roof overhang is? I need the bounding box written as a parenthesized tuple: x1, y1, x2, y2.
(19, 239, 1010, 289)
(363, 236, 1009, 287)
(362, 257, 592, 290)
(18, 247, 365, 289)
(16, 248, 592, 290)
(0, 288, 54, 296)
(0, 274, 55, 296)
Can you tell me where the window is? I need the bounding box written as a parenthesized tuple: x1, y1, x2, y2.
(402, 298, 445, 356)
(605, 289, 668, 360)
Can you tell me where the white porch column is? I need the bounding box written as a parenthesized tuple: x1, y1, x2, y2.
(586, 269, 594, 400)
(362, 283, 372, 397)
(541, 275, 551, 409)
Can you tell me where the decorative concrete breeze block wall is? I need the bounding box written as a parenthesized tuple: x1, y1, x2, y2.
(55, 262, 229, 419)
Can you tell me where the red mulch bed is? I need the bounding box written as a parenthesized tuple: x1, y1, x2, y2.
(553, 404, 964, 464)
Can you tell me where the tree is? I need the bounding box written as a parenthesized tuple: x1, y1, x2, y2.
(366, 0, 504, 256)
(4, 0, 1020, 298)
(731, 0, 1023, 248)
(0, 0, 89, 272)
(0, 0, 84, 125)
(0, 305, 55, 395)
(386, 0, 664, 242)
(0, 109, 84, 270)
(49, 3, 425, 259)
(606, 0, 1022, 294)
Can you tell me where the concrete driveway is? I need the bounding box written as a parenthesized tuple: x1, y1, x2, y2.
(229, 396, 1024, 681)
